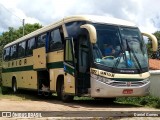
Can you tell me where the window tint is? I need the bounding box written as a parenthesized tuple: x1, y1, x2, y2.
(10, 45, 17, 59)
(3, 47, 10, 61)
(18, 41, 26, 57)
(65, 21, 86, 39)
(37, 34, 46, 48)
(26, 38, 35, 55)
(49, 28, 63, 51)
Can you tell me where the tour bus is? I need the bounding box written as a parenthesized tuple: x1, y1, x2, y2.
(2, 15, 158, 102)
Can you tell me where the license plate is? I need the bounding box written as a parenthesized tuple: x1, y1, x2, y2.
(123, 89, 133, 94)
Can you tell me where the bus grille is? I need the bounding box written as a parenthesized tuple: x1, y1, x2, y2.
(109, 81, 145, 87)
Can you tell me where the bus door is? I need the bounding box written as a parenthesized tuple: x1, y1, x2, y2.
(64, 38, 76, 95)
(77, 35, 90, 94)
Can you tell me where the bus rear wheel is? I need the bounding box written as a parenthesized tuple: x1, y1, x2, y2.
(12, 79, 17, 93)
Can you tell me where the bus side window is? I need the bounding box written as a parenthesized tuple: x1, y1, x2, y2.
(26, 38, 36, 56)
(18, 41, 26, 58)
(49, 28, 63, 51)
(37, 34, 46, 48)
(10, 44, 17, 59)
(3, 47, 10, 61)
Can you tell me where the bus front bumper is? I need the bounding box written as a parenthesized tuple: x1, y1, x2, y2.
(90, 76, 150, 98)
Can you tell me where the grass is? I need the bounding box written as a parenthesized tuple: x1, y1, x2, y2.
(116, 95, 160, 109)
(74, 96, 94, 100)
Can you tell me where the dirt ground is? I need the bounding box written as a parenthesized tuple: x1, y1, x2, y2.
(0, 98, 159, 111)
(0, 92, 160, 120)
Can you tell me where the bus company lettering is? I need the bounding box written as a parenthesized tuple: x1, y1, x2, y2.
(90, 69, 98, 75)
(100, 71, 115, 77)
(120, 70, 135, 73)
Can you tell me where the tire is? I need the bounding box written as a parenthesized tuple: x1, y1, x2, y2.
(60, 82, 73, 102)
(57, 83, 62, 100)
(57, 81, 74, 103)
(12, 79, 17, 93)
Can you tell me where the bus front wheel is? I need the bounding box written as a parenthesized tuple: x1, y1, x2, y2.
(60, 82, 73, 102)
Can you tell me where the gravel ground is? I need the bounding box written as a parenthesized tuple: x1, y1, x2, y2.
(0, 93, 160, 120)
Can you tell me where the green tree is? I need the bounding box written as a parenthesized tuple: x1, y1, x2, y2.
(0, 23, 42, 65)
(151, 31, 160, 59)
(146, 31, 160, 59)
(154, 31, 160, 42)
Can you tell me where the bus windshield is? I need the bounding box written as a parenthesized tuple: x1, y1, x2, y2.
(92, 24, 148, 70)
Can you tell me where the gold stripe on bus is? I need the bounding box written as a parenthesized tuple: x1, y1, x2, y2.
(3, 56, 33, 69)
(90, 68, 150, 79)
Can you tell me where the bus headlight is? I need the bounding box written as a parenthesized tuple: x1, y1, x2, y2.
(98, 76, 113, 84)
(143, 78, 150, 84)
(91, 73, 113, 84)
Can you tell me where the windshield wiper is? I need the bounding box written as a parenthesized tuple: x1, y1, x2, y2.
(112, 32, 127, 73)
(125, 39, 142, 73)
(112, 50, 123, 72)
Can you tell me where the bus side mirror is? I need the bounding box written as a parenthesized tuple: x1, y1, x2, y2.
(142, 32, 158, 51)
(80, 24, 97, 43)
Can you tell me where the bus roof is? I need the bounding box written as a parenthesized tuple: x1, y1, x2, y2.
(64, 15, 136, 26)
(4, 15, 136, 48)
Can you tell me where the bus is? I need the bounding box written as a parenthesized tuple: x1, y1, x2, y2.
(2, 15, 158, 102)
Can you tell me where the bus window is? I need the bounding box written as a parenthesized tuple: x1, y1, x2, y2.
(49, 28, 63, 51)
(65, 40, 73, 65)
(18, 41, 26, 58)
(37, 34, 46, 48)
(10, 44, 17, 59)
(3, 47, 10, 61)
(26, 38, 36, 56)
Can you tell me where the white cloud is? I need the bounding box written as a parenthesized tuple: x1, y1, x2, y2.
(0, 0, 160, 33)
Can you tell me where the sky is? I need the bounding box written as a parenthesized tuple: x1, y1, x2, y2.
(0, 0, 160, 34)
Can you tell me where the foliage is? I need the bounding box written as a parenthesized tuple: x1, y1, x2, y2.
(116, 95, 160, 108)
(0, 23, 42, 66)
(154, 31, 160, 42)
(147, 31, 160, 59)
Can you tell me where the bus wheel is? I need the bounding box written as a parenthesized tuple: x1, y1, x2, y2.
(12, 79, 17, 93)
(60, 82, 73, 102)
